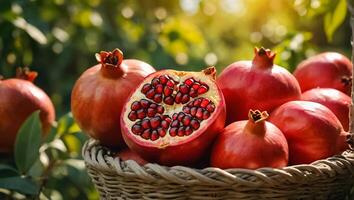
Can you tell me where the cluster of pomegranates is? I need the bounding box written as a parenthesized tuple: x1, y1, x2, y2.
(1, 47, 351, 171)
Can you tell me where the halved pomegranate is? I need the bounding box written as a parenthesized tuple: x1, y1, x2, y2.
(121, 67, 226, 166)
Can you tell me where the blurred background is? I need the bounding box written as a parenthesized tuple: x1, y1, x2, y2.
(0, 0, 352, 199)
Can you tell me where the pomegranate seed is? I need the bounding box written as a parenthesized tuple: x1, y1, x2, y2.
(128, 111, 138, 121)
(184, 78, 194, 86)
(155, 84, 163, 94)
(185, 127, 193, 135)
(182, 115, 191, 126)
(193, 98, 202, 106)
(151, 131, 159, 141)
(151, 78, 160, 86)
(192, 83, 200, 90)
(181, 94, 190, 104)
(141, 129, 151, 139)
(183, 106, 190, 114)
(164, 116, 172, 124)
(172, 113, 178, 120)
(157, 105, 164, 114)
(177, 112, 185, 121)
(206, 104, 215, 113)
(189, 88, 198, 98)
(171, 120, 179, 127)
(150, 117, 161, 129)
(146, 89, 155, 99)
(169, 128, 177, 137)
(191, 119, 200, 130)
(147, 108, 156, 117)
(198, 85, 208, 94)
(200, 98, 210, 108)
(132, 124, 143, 135)
(153, 94, 162, 103)
(166, 80, 175, 88)
(177, 127, 185, 136)
(158, 128, 166, 137)
(140, 99, 150, 108)
(159, 75, 169, 85)
(150, 103, 157, 108)
(141, 84, 151, 94)
(141, 119, 151, 129)
(161, 121, 169, 129)
(187, 102, 193, 107)
(196, 108, 203, 119)
(203, 110, 210, 119)
(131, 101, 141, 111)
(163, 86, 173, 96)
(164, 96, 174, 105)
(175, 92, 182, 104)
(179, 85, 190, 94)
(136, 109, 146, 119)
(190, 107, 197, 116)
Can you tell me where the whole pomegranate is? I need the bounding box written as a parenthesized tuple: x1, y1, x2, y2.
(210, 110, 288, 169)
(0, 68, 55, 153)
(115, 148, 147, 165)
(269, 101, 348, 165)
(71, 49, 155, 149)
(293, 52, 352, 95)
(121, 67, 226, 166)
(218, 47, 301, 124)
(301, 88, 351, 131)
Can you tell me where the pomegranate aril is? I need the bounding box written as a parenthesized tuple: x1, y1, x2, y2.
(132, 124, 143, 135)
(163, 116, 172, 123)
(153, 94, 162, 103)
(185, 127, 193, 136)
(147, 108, 156, 117)
(175, 92, 182, 104)
(161, 121, 169, 129)
(191, 119, 200, 130)
(151, 131, 159, 141)
(206, 104, 215, 113)
(150, 117, 161, 129)
(137, 109, 146, 119)
(159, 75, 169, 85)
(177, 127, 185, 136)
(164, 96, 174, 105)
(141, 119, 151, 129)
(141, 129, 151, 140)
(163, 86, 173, 96)
(196, 108, 203, 119)
(140, 99, 150, 108)
(169, 128, 177, 137)
(128, 111, 138, 121)
(150, 103, 157, 109)
(146, 89, 155, 99)
(151, 78, 160, 87)
(189, 88, 198, 98)
(155, 84, 163, 94)
(190, 107, 197, 116)
(184, 78, 194, 86)
(179, 85, 190, 94)
(172, 113, 178, 120)
(131, 101, 141, 111)
(182, 115, 191, 126)
(141, 84, 151, 94)
(157, 105, 164, 114)
(166, 80, 175, 88)
(171, 120, 179, 127)
(198, 85, 208, 94)
(192, 83, 200, 90)
(183, 107, 190, 114)
(177, 112, 185, 121)
(181, 94, 190, 104)
(193, 98, 202, 106)
(200, 99, 210, 108)
(158, 128, 166, 137)
(203, 110, 210, 119)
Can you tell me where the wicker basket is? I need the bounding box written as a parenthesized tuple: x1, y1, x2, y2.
(83, 5, 354, 200)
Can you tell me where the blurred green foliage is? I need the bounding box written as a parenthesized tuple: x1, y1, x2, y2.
(0, 0, 353, 199)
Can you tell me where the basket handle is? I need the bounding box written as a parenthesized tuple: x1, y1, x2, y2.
(348, 0, 354, 149)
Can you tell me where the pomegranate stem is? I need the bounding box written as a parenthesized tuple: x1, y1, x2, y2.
(245, 110, 269, 136)
(97, 48, 125, 78)
(252, 47, 276, 69)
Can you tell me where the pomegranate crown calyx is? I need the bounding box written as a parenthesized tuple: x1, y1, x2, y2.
(252, 47, 276, 69)
(16, 67, 38, 82)
(248, 110, 269, 124)
(95, 48, 124, 67)
(202, 66, 217, 80)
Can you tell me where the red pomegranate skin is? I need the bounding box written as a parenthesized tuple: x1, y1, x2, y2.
(269, 101, 346, 165)
(210, 110, 288, 169)
(293, 52, 352, 95)
(120, 67, 226, 166)
(301, 88, 351, 131)
(71, 49, 155, 148)
(116, 148, 147, 165)
(0, 70, 55, 153)
(218, 47, 301, 124)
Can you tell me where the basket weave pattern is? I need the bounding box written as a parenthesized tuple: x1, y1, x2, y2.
(83, 140, 354, 199)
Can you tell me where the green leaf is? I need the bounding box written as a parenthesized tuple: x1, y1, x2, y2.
(324, 0, 347, 42)
(15, 111, 42, 174)
(0, 176, 39, 195)
(0, 164, 19, 178)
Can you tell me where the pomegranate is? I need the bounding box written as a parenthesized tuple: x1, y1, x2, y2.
(217, 47, 301, 124)
(210, 110, 288, 169)
(0, 68, 55, 153)
(301, 88, 351, 131)
(293, 52, 352, 95)
(115, 148, 147, 165)
(120, 67, 226, 166)
(71, 49, 155, 149)
(269, 101, 348, 165)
